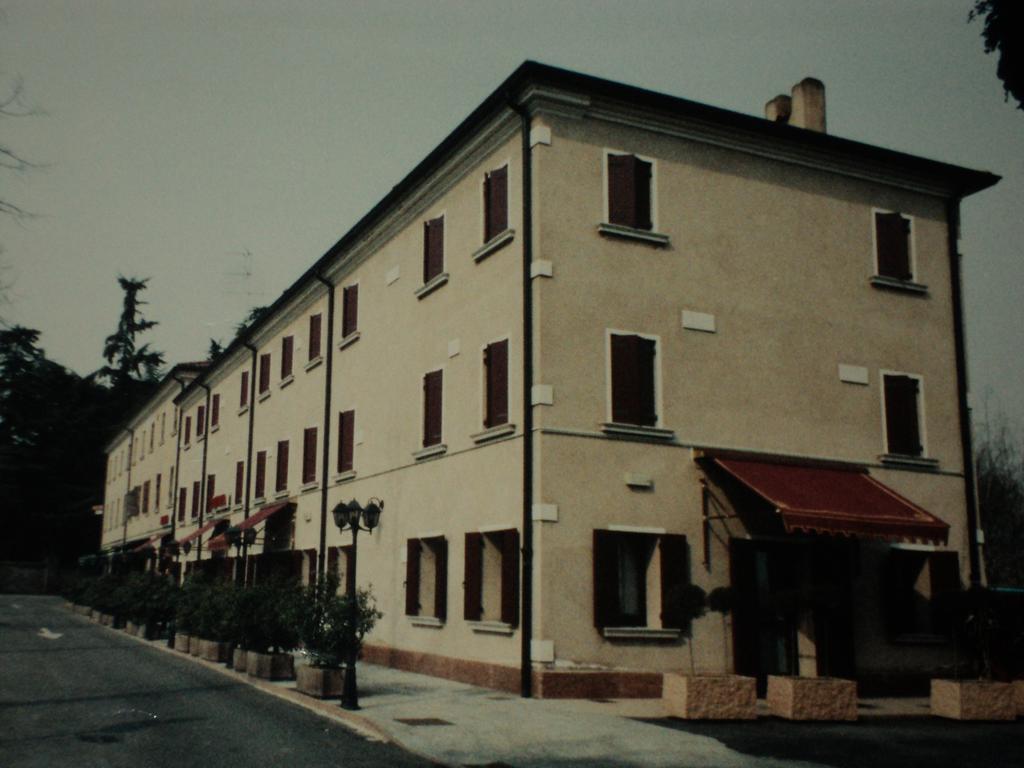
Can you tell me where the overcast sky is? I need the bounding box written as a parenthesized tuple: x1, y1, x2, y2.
(1, 1, 1021, 429)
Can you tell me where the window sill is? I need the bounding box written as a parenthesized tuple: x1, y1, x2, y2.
(209, 424, 220, 434)
(413, 443, 448, 462)
(415, 272, 449, 300)
(304, 356, 323, 372)
(333, 470, 356, 484)
(602, 627, 681, 640)
(279, 375, 294, 390)
(237, 405, 249, 417)
(870, 275, 928, 295)
(254, 496, 267, 505)
(890, 633, 949, 646)
(601, 423, 675, 441)
(468, 620, 514, 636)
(879, 453, 939, 470)
(300, 481, 319, 494)
(338, 331, 360, 351)
(409, 616, 445, 629)
(473, 228, 515, 263)
(471, 423, 516, 444)
(196, 435, 206, 444)
(258, 390, 271, 403)
(274, 490, 290, 500)
(183, 443, 191, 452)
(232, 503, 243, 511)
(598, 222, 670, 246)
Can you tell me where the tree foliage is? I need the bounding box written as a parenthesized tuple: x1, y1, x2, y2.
(234, 305, 268, 340)
(970, 0, 1024, 111)
(976, 413, 1024, 587)
(99, 276, 164, 391)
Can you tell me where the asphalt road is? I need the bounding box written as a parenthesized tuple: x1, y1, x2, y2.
(0, 596, 432, 768)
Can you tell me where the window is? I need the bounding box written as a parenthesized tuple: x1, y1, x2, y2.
(302, 427, 318, 485)
(259, 353, 271, 394)
(609, 333, 658, 427)
(593, 530, 688, 632)
(211, 394, 220, 428)
(883, 374, 923, 457)
(142, 481, 150, 515)
(234, 461, 244, 505)
(327, 546, 356, 594)
(483, 340, 509, 428)
(281, 336, 294, 379)
(464, 530, 518, 626)
(341, 284, 358, 339)
(255, 450, 267, 499)
(338, 410, 355, 474)
(191, 481, 200, 519)
(607, 153, 652, 230)
(405, 536, 448, 621)
(874, 211, 913, 281)
(275, 440, 289, 493)
(423, 216, 445, 284)
(308, 314, 322, 361)
(155, 474, 161, 514)
(206, 474, 215, 512)
(884, 549, 959, 639)
(178, 489, 186, 522)
(149, 423, 155, 452)
(240, 370, 250, 408)
(483, 165, 508, 242)
(422, 370, 443, 448)
(196, 405, 206, 437)
(160, 412, 166, 444)
(184, 416, 192, 445)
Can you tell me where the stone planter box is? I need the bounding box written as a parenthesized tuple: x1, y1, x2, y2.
(89, 609, 99, 621)
(232, 648, 248, 672)
(295, 665, 344, 699)
(197, 639, 231, 663)
(173, 633, 192, 653)
(100, 613, 114, 626)
(766, 675, 858, 721)
(126, 621, 142, 636)
(930, 679, 1016, 721)
(663, 673, 757, 720)
(1015, 681, 1024, 717)
(246, 651, 295, 681)
(188, 636, 201, 657)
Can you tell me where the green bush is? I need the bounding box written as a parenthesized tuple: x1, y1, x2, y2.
(299, 576, 383, 668)
(195, 579, 235, 641)
(176, 573, 210, 634)
(251, 577, 303, 653)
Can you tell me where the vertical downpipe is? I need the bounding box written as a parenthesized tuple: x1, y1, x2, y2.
(316, 276, 337, 578)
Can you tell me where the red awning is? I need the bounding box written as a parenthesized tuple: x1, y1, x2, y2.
(711, 457, 949, 544)
(206, 501, 293, 551)
(177, 518, 219, 545)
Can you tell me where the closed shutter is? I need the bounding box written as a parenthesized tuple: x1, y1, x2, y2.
(607, 154, 636, 228)
(211, 394, 220, 427)
(338, 410, 354, 473)
(255, 450, 266, 498)
(276, 440, 289, 492)
(423, 217, 444, 283)
(184, 416, 191, 444)
(875, 212, 912, 280)
(434, 537, 448, 621)
(929, 551, 961, 634)
(206, 475, 215, 511)
(593, 530, 617, 629)
(659, 534, 689, 630)
(884, 375, 922, 455)
(500, 529, 520, 627)
(240, 371, 249, 407)
(281, 336, 293, 378)
(484, 340, 509, 428)
(302, 427, 317, 484)
(405, 539, 421, 616)
(155, 475, 161, 514)
(611, 334, 657, 426)
(341, 545, 355, 593)
(342, 284, 358, 337)
(235, 460, 244, 504)
(484, 166, 508, 241)
(464, 532, 483, 621)
(197, 406, 205, 436)
(192, 481, 200, 517)
(634, 158, 653, 230)
(309, 314, 322, 360)
(423, 370, 443, 447)
(178, 488, 186, 522)
(259, 354, 271, 393)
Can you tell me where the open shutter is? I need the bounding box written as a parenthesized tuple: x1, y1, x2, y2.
(485, 166, 508, 241)
(281, 336, 293, 378)
(434, 537, 448, 621)
(659, 534, 689, 630)
(875, 212, 912, 280)
(423, 217, 444, 283)
(884, 375, 922, 455)
(342, 545, 355, 593)
(423, 370, 443, 447)
(405, 539, 421, 616)
(464, 532, 483, 621)
(485, 340, 509, 428)
(634, 158, 653, 230)
(593, 530, 617, 629)
(607, 154, 636, 228)
(309, 314, 322, 360)
(501, 529, 520, 627)
(342, 284, 358, 337)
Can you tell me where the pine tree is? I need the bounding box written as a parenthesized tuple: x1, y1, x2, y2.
(99, 276, 164, 389)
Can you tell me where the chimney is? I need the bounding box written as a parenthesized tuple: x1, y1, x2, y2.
(789, 77, 826, 132)
(764, 94, 792, 124)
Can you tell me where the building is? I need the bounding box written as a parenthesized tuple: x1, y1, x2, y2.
(99, 62, 999, 698)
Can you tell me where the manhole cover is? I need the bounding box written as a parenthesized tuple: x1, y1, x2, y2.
(394, 717, 454, 727)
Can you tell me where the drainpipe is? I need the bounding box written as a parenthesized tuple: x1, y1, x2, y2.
(170, 373, 189, 578)
(315, 275, 337, 579)
(509, 97, 535, 699)
(947, 196, 981, 588)
(196, 384, 212, 563)
(242, 343, 259, 577)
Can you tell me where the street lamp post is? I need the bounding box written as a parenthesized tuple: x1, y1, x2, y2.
(331, 497, 382, 710)
(225, 527, 257, 585)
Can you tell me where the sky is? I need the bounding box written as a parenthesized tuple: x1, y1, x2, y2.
(1, 1, 1021, 429)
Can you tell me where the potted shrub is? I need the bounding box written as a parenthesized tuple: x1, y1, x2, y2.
(174, 574, 207, 653)
(245, 577, 302, 680)
(194, 580, 234, 662)
(931, 586, 1016, 720)
(663, 585, 757, 720)
(227, 582, 263, 671)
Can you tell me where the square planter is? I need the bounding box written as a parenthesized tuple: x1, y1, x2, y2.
(246, 651, 295, 681)
(101, 613, 114, 626)
(295, 665, 345, 699)
(174, 633, 192, 653)
(930, 679, 1016, 721)
(1015, 680, 1024, 717)
(232, 648, 248, 672)
(197, 639, 231, 663)
(663, 673, 757, 720)
(766, 675, 858, 721)
(188, 636, 201, 657)
(126, 621, 142, 636)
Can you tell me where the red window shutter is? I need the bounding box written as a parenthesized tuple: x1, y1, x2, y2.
(255, 450, 266, 498)
(341, 545, 355, 593)
(423, 370, 443, 447)
(484, 340, 509, 428)
(302, 427, 317, 484)
(281, 336, 294, 378)
(342, 284, 358, 338)
(178, 488, 186, 522)
(484, 166, 508, 242)
(142, 481, 150, 515)
(211, 394, 220, 427)
(500, 529, 520, 627)
(309, 314, 322, 361)
(338, 410, 355, 473)
(607, 154, 636, 228)
(184, 416, 191, 444)
(884, 375, 922, 455)
(206, 474, 215, 511)
(240, 371, 249, 407)
(593, 530, 617, 629)
(191, 481, 200, 517)
(875, 212, 912, 280)
(423, 217, 445, 283)
(234, 460, 244, 503)
(259, 353, 271, 393)
(197, 406, 205, 436)
(405, 539, 421, 616)
(276, 440, 289, 492)
(155, 475, 161, 514)
(611, 334, 657, 426)
(434, 537, 448, 621)
(634, 158, 653, 230)
(659, 534, 689, 630)
(464, 532, 483, 621)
